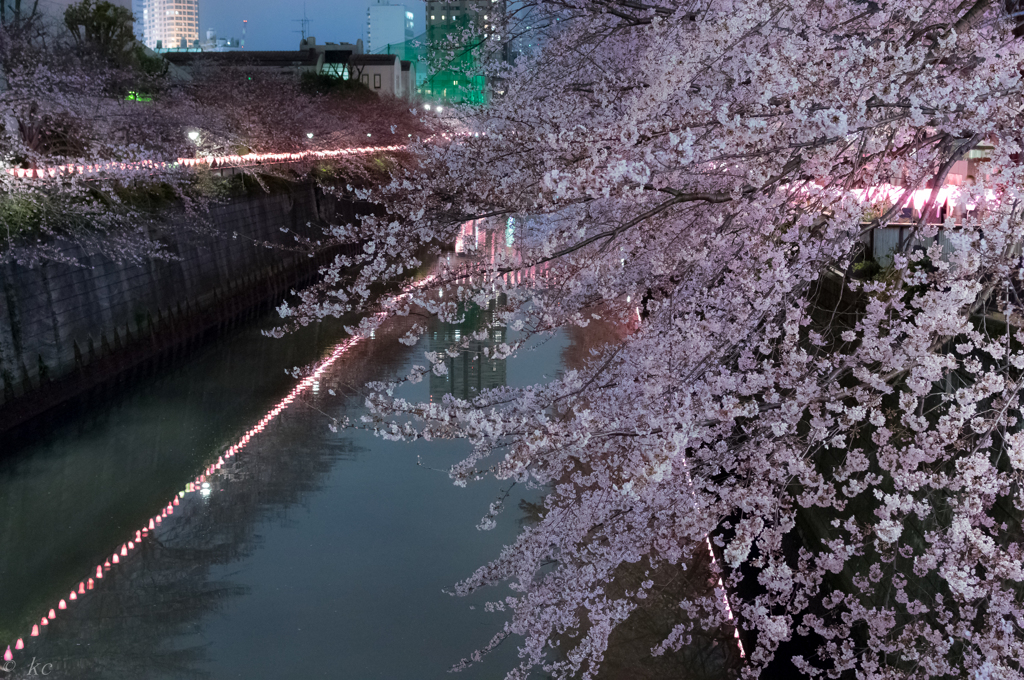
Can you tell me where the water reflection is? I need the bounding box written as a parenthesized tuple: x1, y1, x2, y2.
(1, 248, 735, 679)
(0, 314, 355, 650)
(430, 297, 508, 404)
(0, 281, 557, 679)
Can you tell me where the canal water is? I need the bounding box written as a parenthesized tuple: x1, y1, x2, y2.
(0, 266, 571, 679)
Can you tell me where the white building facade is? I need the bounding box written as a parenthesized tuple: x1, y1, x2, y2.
(350, 53, 416, 99)
(366, 0, 413, 54)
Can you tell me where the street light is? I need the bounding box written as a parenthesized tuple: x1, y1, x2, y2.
(436, 106, 444, 113)
(306, 132, 314, 139)
(424, 104, 431, 110)
(187, 130, 200, 142)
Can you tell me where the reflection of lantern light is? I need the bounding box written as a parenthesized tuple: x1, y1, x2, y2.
(47, 277, 440, 638)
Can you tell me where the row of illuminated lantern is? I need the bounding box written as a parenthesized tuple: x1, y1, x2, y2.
(3, 274, 437, 664)
(4, 144, 408, 180)
(3, 127, 495, 182)
(848, 183, 990, 215)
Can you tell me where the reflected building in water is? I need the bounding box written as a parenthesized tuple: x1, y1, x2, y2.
(429, 298, 507, 403)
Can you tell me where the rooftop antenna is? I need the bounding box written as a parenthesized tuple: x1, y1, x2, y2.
(241, 19, 247, 49)
(293, 4, 312, 41)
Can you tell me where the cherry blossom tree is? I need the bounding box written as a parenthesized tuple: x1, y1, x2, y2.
(0, 18, 198, 265)
(0, 15, 423, 266)
(281, 0, 1024, 677)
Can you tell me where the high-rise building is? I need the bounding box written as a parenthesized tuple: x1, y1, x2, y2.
(141, 0, 200, 51)
(367, 0, 414, 54)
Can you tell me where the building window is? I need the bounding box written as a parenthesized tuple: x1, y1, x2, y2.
(374, 73, 381, 89)
(361, 74, 369, 85)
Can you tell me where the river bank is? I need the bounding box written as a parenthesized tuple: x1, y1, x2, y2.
(0, 180, 367, 437)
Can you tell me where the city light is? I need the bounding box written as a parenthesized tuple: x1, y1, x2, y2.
(187, 130, 200, 142)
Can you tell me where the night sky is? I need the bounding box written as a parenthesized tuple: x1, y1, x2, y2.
(132, 0, 426, 51)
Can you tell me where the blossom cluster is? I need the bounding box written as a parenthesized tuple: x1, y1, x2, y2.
(283, 1, 1024, 677)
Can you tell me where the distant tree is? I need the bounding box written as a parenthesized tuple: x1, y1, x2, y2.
(63, 0, 135, 64)
(0, 0, 38, 30)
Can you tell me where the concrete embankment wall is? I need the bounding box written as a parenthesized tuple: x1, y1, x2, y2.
(0, 181, 358, 433)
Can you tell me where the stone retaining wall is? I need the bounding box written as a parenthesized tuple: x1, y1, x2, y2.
(0, 181, 358, 432)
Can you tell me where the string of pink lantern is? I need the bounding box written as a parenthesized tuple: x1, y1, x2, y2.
(846, 183, 992, 214)
(3, 144, 407, 180)
(2, 128, 485, 181)
(3, 275, 436, 664)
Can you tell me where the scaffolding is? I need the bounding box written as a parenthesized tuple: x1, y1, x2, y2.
(373, 29, 488, 105)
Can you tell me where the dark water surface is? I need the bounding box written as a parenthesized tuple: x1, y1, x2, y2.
(0, 286, 567, 679)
